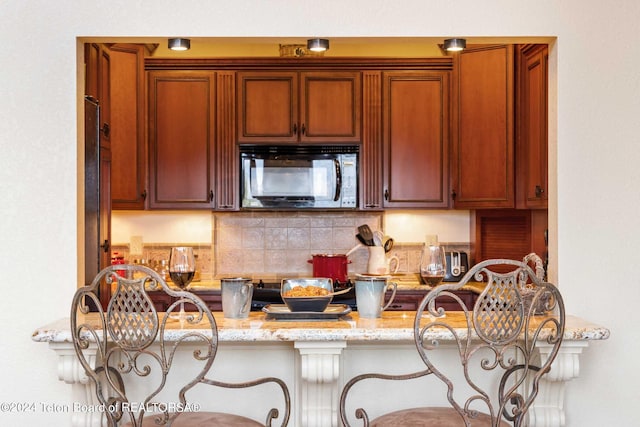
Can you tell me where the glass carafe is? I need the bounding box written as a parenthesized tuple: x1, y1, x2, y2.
(420, 242, 446, 286)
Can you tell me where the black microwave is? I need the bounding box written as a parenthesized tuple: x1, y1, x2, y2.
(240, 145, 358, 209)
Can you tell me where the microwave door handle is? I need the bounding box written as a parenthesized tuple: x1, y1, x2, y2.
(333, 158, 342, 201)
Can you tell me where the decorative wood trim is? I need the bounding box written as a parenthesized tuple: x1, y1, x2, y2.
(361, 71, 383, 210)
(145, 57, 453, 71)
(216, 72, 238, 210)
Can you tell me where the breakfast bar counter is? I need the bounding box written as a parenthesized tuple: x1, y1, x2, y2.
(33, 312, 609, 427)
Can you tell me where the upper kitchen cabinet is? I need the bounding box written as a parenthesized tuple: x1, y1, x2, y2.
(148, 70, 216, 209)
(84, 43, 111, 149)
(382, 71, 450, 208)
(109, 44, 147, 210)
(516, 44, 548, 209)
(237, 71, 361, 143)
(451, 44, 515, 209)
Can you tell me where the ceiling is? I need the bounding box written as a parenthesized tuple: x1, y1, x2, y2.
(91, 36, 554, 58)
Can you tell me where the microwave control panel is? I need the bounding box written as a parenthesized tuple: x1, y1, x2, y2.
(340, 153, 358, 208)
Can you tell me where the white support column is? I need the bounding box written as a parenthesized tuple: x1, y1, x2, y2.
(295, 341, 347, 427)
(528, 341, 588, 427)
(50, 342, 102, 427)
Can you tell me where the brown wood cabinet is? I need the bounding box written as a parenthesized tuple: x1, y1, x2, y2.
(85, 43, 111, 149)
(237, 71, 361, 143)
(109, 44, 146, 210)
(516, 44, 548, 209)
(382, 71, 450, 208)
(148, 291, 223, 312)
(84, 45, 112, 308)
(451, 45, 515, 209)
(385, 289, 478, 311)
(147, 70, 216, 209)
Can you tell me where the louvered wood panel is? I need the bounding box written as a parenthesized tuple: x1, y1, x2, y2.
(361, 71, 383, 210)
(472, 210, 532, 272)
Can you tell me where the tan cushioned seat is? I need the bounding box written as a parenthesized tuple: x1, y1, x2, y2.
(371, 407, 510, 427)
(129, 411, 264, 426)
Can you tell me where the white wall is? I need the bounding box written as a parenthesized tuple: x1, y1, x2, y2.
(1, 0, 637, 425)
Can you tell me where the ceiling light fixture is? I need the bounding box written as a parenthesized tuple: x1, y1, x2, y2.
(307, 38, 330, 52)
(168, 38, 191, 51)
(443, 38, 466, 52)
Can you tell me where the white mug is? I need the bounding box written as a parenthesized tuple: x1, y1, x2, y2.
(367, 246, 399, 275)
(355, 275, 397, 318)
(221, 278, 253, 319)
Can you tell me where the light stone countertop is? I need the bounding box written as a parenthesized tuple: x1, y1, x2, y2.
(33, 311, 610, 344)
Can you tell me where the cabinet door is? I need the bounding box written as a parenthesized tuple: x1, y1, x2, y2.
(452, 45, 514, 208)
(237, 71, 361, 143)
(237, 72, 298, 143)
(516, 45, 548, 209)
(148, 71, 216, 209)
(109, 44, 146, 209)
(300, 72, 361, 142)
(383, 71, 450, 208)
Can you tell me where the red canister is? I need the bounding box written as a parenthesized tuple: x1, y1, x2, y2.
(307, 254, 351, 283)
(111, 252, 126, 277)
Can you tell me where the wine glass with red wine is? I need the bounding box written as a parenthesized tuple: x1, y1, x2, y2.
(420, 243, 446, 286)
(168, 246, 196, 321)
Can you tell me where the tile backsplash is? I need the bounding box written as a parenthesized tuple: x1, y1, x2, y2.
(214, 212, 381, 278)
(112, 211, 470, 281)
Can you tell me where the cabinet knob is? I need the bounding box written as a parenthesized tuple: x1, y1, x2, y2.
(384, 189, 389, 201)
(141, 189, 147, 201)
(209, 190, 214, 202)
(100, 239, 110, 253)
(293, 123, 298, 135)
(451, 190, 457, 200)
(301, 124, 306, 135)
(535, 185, 544, 197)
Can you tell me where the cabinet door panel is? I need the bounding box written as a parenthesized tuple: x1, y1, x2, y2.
(148, 71, 215, 209)
(237, 71, 360, 143)
(452, 45, 514, 208)
(301, 72, 361, 142)
(517, 45, 548, 209)
(237, 72, 297, 142)
(110, 44, 146, 209)
(85, 44, 100, 100)
(383, 71, 449, 208)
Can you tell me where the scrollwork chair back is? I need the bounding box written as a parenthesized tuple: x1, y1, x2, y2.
(71, 264, 290, 426)
(340, 258, 565, 427)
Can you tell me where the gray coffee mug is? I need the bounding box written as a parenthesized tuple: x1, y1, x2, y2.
(355, 275, 397, 319)
(221, 278, 253, 319)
